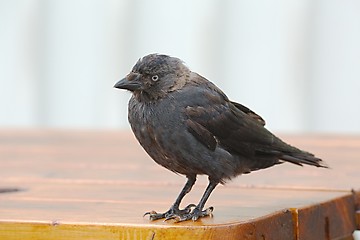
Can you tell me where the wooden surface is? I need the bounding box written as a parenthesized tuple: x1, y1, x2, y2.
(0, 129, 359, 240)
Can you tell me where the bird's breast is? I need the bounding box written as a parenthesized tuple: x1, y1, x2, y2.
(128, 97, 189, 172)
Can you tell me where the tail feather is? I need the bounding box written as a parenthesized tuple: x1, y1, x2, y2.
(271, 137, 328, 168)
(281, 153, 328, 168)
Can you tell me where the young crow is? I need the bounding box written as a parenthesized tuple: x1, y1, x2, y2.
(114, 54, 327, 222)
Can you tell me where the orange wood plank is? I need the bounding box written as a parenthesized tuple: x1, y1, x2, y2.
(296, 194, 356, 240)
(0, 129, 359, 239)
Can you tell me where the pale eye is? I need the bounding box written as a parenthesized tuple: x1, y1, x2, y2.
(151, 75, 159, 82)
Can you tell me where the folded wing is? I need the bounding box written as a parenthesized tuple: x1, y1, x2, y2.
(185, 86, 326, 168)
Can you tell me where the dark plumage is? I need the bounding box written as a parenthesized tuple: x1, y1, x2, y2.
(114, 54, 327, 222)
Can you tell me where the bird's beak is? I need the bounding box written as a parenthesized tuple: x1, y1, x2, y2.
(114, 73, 142, 91)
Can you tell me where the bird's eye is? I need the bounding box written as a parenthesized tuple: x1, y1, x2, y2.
(151, 75, 159, 82)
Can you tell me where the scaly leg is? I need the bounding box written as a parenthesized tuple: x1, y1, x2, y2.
(144, 175, 197, 221)
(166, 178, 219, 222)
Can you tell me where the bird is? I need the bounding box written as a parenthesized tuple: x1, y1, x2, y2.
(114, 53, 327, 222)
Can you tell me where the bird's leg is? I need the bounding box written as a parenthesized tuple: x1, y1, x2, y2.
(144, 175, 196, 221)
(174, 178, 219, 222)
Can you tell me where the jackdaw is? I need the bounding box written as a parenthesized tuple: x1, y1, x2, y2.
(114, 54, 327, 222)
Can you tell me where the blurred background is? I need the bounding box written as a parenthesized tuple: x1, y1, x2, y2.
(1, 0, 359, 133)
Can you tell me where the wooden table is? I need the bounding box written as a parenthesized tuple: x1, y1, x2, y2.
(0, 129, 359, 240)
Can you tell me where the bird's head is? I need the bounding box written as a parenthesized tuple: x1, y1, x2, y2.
(114, 54, 190, 101)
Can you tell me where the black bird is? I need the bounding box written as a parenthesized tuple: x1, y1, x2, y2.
(114, 54, 327, 222)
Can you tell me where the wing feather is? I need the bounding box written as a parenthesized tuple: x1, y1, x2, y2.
(183, 83, 326, 168)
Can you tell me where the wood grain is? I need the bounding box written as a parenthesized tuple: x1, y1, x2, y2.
(0, 129, 359, 239)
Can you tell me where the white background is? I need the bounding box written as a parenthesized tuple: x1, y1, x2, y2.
(1, 0, 360, 133)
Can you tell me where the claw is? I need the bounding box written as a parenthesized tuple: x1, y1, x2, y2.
(190, 206, 214, 222)
(143, 210, 167, 221)
(144, 205, 213, 222)
(143, 210, 156, 217)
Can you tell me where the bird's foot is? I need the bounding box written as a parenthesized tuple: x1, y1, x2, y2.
(164, 206, 214, 222)
(144, 204, 196, 221)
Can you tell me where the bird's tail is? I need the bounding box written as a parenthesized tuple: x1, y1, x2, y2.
(280, 152, 328, 168)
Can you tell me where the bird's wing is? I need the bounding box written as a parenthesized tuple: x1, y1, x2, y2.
(184, 88, 276, 157)
(183, 79, 325, 168)
(184, 89, 325, 168)
(230, 101, 265, 126)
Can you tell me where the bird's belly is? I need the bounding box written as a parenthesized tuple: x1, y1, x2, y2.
(131, 116, 243, 180)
